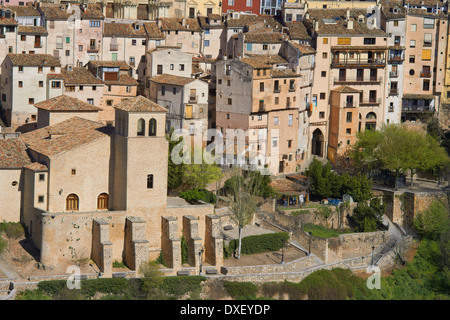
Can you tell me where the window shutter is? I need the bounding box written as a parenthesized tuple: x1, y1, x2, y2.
(422, 49, 431, 60)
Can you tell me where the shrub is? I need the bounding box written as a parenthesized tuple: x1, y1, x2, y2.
(37, 280, 67, 297)
(0, 236, 6, 254)
(350, 197, 385, 232)
(160, 276, 206, 298)
(223, 281, 258, 300)
(179, 189, 216, 204)
(414, 200, 450, 240)
(181, 235, 189, 264)
(80, 278, 129, 298)
(112, 260, 127, 268)
(15, 289, 52, 300)
(224, 232, 290, 258)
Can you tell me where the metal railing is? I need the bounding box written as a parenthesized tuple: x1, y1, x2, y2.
(333, 76, 382, 83)
(360, 98, 382, 105)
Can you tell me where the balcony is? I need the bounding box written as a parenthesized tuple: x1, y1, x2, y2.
(331, 58, 386, 68)
(288, 87, 295, 92)
(273, 87, 281, 93)
(188, 95, 198, 103)
(110, 44, 119, 51)
(87, 46, 98, 53)
(333, 76, 382, 84)
(345, 102, 354, 108)
(388, 55, 404, 63)
(34, 43, 42, 48)
(389, 71, 399, 78)
(360, 98, 381, 106)
(402, 105, 434, 112)
(423, 42, 432, 47)
(420, 71, 431, 78)
(389, 89, 399, 96)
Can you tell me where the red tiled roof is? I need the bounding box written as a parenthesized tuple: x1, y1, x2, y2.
(114, 96, 167, 113)
(7, 54, 61, 67)
(0, 138, 31, 168)
(150, 74, 196, 86)
(23, 162, 48, 171)
(34, 95, 102, 112)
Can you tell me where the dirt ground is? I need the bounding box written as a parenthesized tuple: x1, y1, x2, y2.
(223, 245, 307, 267)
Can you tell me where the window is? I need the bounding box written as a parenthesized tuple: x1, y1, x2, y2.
(320, 92, 326, 100)
(112, 53, 118, 61)
(179, 64, 185, 71)
(227, 80, 231, 86)
(260, 82, 264, 92)
(363, 38, 376, 45)
(39, 174, 45, 181)
(18, 81, 23, 88)
(423, 18, 434, 29)
(157, 65, 163, 74)
(423, 79, 430, 91)
(21, 35, 26, 41)
(409, 55, 415, 63)
(39, 81, 43, 88)
(29, 98, 34, 104)
(274, 116, 279, 125)
(79, 45, 83, 51)
(97, 193, 108, 210)
(275, 97, 279, 105)
(346, 112, 352, 123)
(161, 86, 165, 95)
(321, 71, 326, 77)
(246, 0, 252, 6)
(288, 140, 292, 148)
(38, 195, 44, 203)
(263, 44, 268, 50)
(65, 50, 70, 57)
(18, 66, 23, 72)
(106, 100, 113, 106)
(173, 87, 176, 94)
(424, 33, 432, 46)
(66, 37, 70, 44)
(272, 137, 278, 148)
(66, 194, 79, 211)
(149, 118, 157, 136)
(147, 174, 154, 189)
(319, 111, 325, 119)
(51, 81, 60, 88)
(346, 128, 351, 134)
(394, 20, 399, 27)
(132, 39, 137, 46)
(38, 66, 43, 73)
(422, 49, 431, 61)
(323, 38, 328, 44)
(66, 86, 75, 92)
(411, 24, 417, 31)
(288, 114, 293, 126)
(137, 118, 145, 136)
(246, 43, 252, 51)
(87, 98, 94, 105)
(322, 52, 327, 59)
(204, 40, 210, 47)
(337, 38, 351, 45)
(89, 20, 100, 27)
(205, 29, 210, 35)
(79, 85, 83, 91)
(142, 40, 146, 46)
(228, 98, 232, 105)
(92, 86, 96, 91)
(170, 64, 174, 70)
(410, 40, 416, 48)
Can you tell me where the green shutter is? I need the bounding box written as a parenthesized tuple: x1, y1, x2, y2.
(66, 37, 70, 43)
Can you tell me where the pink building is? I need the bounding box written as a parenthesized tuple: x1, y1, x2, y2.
(3, 0, 35, 7)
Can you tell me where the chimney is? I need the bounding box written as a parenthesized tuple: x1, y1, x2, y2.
(182, 18, 186, 26)
(157, 18, 161, 28)
(305, 12, 310, 19)
(347, 18, 354, 29)
(346, 8, 350, 20)
(314, 19, 319, 31)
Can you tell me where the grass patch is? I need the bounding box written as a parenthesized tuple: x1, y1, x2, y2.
(302, 224, 353, 238)
(112, 260, 127, 268)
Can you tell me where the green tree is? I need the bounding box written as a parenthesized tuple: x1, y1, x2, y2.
(414, 200, 450, 240)
(166, 128, 185, 191)
(227, 168, 260, 259)
(350, 128, 383, 175)
(351, 198, 385, 232)
(183, 148, 223, 190)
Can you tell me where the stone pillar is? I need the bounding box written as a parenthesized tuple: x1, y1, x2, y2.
(39, 214, 54, 268)
(92, 219, 113, 278)
(124, 217, 149, 274)
(205, 214, 223, 268)
(183, 215, 203, 270)
(161, 216, 181, 270)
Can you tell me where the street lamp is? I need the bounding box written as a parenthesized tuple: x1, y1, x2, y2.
(371, 246, 375, 266)
(308, 231, 312, 256)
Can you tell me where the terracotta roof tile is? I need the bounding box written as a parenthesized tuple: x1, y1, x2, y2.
(114, 96, 167, 113)
(160, 18, 202, 32)
(104, 21, 159, 38)
(241, 54, 288, 69)
(23, 162, 48, 171)
(88, 60, 131, 70)
(18, 26, 48, 35)
(150, 74, 196, 86)
(7, 54, 61, 67)
(7, 5, 40, 17)
(103, 73, 139, 86)
(60, 67, 103, 85)
(244, 32, 285, 44)
(289, 42, 315, 55)
(34, 95, 102, 112)
(226, 14, 283, 30)
(0, 17, 18, 26)
(79, 4, 105, 19)
(331, 85, 362, 93)
(285, 21, 311, 40)
(21, 117, 113, 157)
(40, 5, 73, 20)
(0, 138, 31, 168)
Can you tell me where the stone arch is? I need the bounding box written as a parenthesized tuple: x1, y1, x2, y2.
(312, 128, 324, 157)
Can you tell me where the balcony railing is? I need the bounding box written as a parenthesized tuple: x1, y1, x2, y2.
(110, 44, 119, 51)
(389, 89, 399, 96)
(273, 87, 281, 93)
(360, 98, 382, 105)
(388, 55, 404, 62)
(420, 71, 431, 78)
(423, 42, 432, 47)
(189, 95, 198, 103)
(389, 71, 398, 78)
(333, 76, 382, 84)
(288, 87, 295, 92)
(87, 46, 98, 52)
(345, 102, 354, 108)
(402, 105, 434, 112)
(331, 58, 386, 67)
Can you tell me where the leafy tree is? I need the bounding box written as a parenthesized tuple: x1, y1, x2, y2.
(182, 148, 223, 190)
(227, 168, 260, 259)
(351, 198, 385, 232)
(350, 128, 383, 175)
(166, 128, 185, 191)
(414, 200, 450, 240)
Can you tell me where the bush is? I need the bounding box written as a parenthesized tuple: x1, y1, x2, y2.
(15, 289, 52, 300)
(80, 278, 129, 298)
(160, 276, 206, 298)
(0, 236, 6, 254)
(179, 189, 216, 204)
(37, 280, 67, 297)
(181, 235, 189, 264)
(112, 260, 127, 268)
(350, 197, 385, 232)
(223, 281, 258, 300)
(414, 200, 450, 240)
(224, 232, 290, 258)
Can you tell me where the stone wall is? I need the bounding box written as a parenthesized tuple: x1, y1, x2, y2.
(257, 211, 389, 264)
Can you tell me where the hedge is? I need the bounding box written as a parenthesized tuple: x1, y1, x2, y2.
(223, 281, 258, 300)
(179, 189, 216, 204)
(224, 232, 290, 258)
(161, 276, 206, 297)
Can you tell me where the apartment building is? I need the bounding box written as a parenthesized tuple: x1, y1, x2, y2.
(186, 0, 222, 18)
(0, 7, 19, 63)
(222, 0, 261, 15)
(149, 74, 209, 134)
(159, 18, 203, 55)
(233, 29, 285, 58)
(382, 5, 406, 125)
(215, 55, 301, 174)
(0, 54, 61, 127)
(198, 14, 226, 59)
(304, 8, 389, 163)
(401, 8, 448, 125)
(87, 60, 138, 124)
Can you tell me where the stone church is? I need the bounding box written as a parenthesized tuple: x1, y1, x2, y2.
(0, 95, 222, 276)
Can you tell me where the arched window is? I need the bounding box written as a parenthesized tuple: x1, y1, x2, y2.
(137, 118, 145, 136)
(97, 193, 109, 210)
(366, 112, 377, 120)
(66, 194, 79, 211)
(149, 118, 157, 136)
